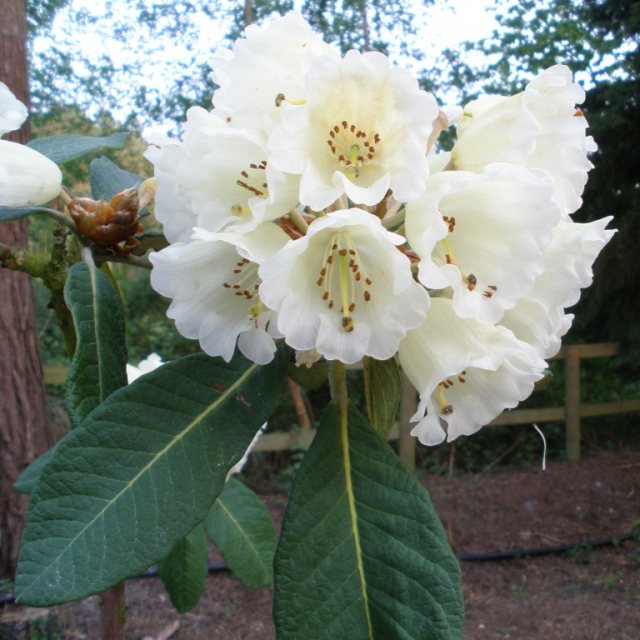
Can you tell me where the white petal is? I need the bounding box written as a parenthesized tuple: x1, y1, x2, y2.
(0, 83, 28, 137)
(0, 141, 62, 206)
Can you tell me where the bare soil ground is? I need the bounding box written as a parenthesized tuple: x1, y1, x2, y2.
(4, 446, 639, 639)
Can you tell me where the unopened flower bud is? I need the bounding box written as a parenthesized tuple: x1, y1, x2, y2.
(69, 187, 143, 254)
(0, 140, 62, 206)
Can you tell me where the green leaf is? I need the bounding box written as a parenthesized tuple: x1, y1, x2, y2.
(0, 206, 62, 222)
(274, 403, 464, 640)
(28, 132, 128, 164)
(64, 261, 128, 428)
(363, 356, 401, 438)
(205, 477, 276, 588)
(14, 448, 56, 496)
(15, 350, 287, 606)
(159, 524, 208, 614)
(89, 156, 142, 202)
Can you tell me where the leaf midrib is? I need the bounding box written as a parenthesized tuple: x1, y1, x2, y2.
(216, 496, 268, 575)
(20, 361, 258, 597)
(339, 405, 373, 639)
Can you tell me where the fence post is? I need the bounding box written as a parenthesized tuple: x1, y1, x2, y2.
(565, 345, 581, 461)
(399, 374, 417, 471)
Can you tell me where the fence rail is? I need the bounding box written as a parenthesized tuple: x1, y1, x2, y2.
(43, 342, 639, 467)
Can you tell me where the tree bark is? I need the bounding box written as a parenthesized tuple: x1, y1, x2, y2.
(0, 0, 54, 575)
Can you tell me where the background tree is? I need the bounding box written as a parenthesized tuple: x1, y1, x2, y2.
(0, 0, 54, 575)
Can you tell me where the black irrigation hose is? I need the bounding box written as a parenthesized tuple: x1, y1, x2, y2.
(1, 532, 637, 606)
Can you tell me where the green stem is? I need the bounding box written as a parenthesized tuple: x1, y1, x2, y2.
(288, 209, 309, 234)
(329, 360, 348, 418)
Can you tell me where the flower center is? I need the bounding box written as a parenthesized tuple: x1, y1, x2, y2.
(315, 233, 373, 332)
(232, 160, 268, 215)
(326, 120, 381, 179)
(222, 257, 260, 301)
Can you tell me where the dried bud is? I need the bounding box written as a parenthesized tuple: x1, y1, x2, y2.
(69, 187, 143, 254)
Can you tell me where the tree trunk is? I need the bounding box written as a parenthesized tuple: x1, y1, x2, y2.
(0, 0, 54, 576)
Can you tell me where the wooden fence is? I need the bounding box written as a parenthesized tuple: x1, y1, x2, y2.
(43, 343, 640, 468)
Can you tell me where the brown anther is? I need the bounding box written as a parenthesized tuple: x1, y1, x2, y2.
(441, 405, 454, 416)
(355, 272, 362, 281)
(487, 285, 498, 291)
(349, 303, 356, 313)
(241, 170, 249, 178)
(365, 277, 372, 285)
(458, 375, 466, 383)
(323, 291, 329, 301)
(275, 93, 286, 107)
(364, 290, 371, 302)
(483, 291, 493, 298)
(328, 301, 334, 309)
(338, 249, 347, 256)
(342, 120, 348, 129)
(316, 276, 324, 286)
(341, 317, 354, 332)
(374, 134, 381, 143)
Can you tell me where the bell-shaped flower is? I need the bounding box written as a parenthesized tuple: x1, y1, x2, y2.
(211, 11, 338, 135)
(259, 209, 430, 364)
(501, 216, 615, 358)
(405, 163, 561, 324)
(452, 65, 595, 215)
(0, 82, 28, 136)
(268, 49, 439, 210)
(176, 107, 300, 232)
(398, 298, 545, 445)
(149, 223, 289, 365)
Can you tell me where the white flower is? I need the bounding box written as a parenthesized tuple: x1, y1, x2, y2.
(268, 49, 439, 210)
(259, 209, 429, 364)
(0, 84, 62, 207)
(452, 65, 595, 214)
(0, 82, 28, 136)
(399, 298, 545, 445)
(405, 163, 561, 324)
(149, 223, 288, 365)
(0, 141, 62, 206)
(176, 107, 300, 232)
(126, 353, 164, 383)
(501, 216, 615, 358)
(211, 11, 338, 135)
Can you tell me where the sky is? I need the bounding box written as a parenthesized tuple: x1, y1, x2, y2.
(32, 0, 500, 130)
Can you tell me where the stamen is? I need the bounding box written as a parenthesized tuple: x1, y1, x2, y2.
(437, 384, 454, 416)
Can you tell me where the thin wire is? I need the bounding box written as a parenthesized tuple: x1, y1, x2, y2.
(532, 423, 547, 471)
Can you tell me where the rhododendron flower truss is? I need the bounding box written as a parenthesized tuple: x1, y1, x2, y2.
(259, 209, 429, 364)
(399, 299, 546, 445)
(268, 49, 439, 210)
(149, 224, 288, 365)
(144, 11, 613, 450)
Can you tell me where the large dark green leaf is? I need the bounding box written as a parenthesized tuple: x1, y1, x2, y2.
(64, 261, 128, 428)
(90, 156, 142, 201)
(28, 132, 128, 164)
(159, 524, 208, 614)
(274, 403, 464, 640)
(15, 350, 287, 606)
(363, 356, 401, 438)
(14, 448, 56, 496)
(205, 477, 276, 588)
